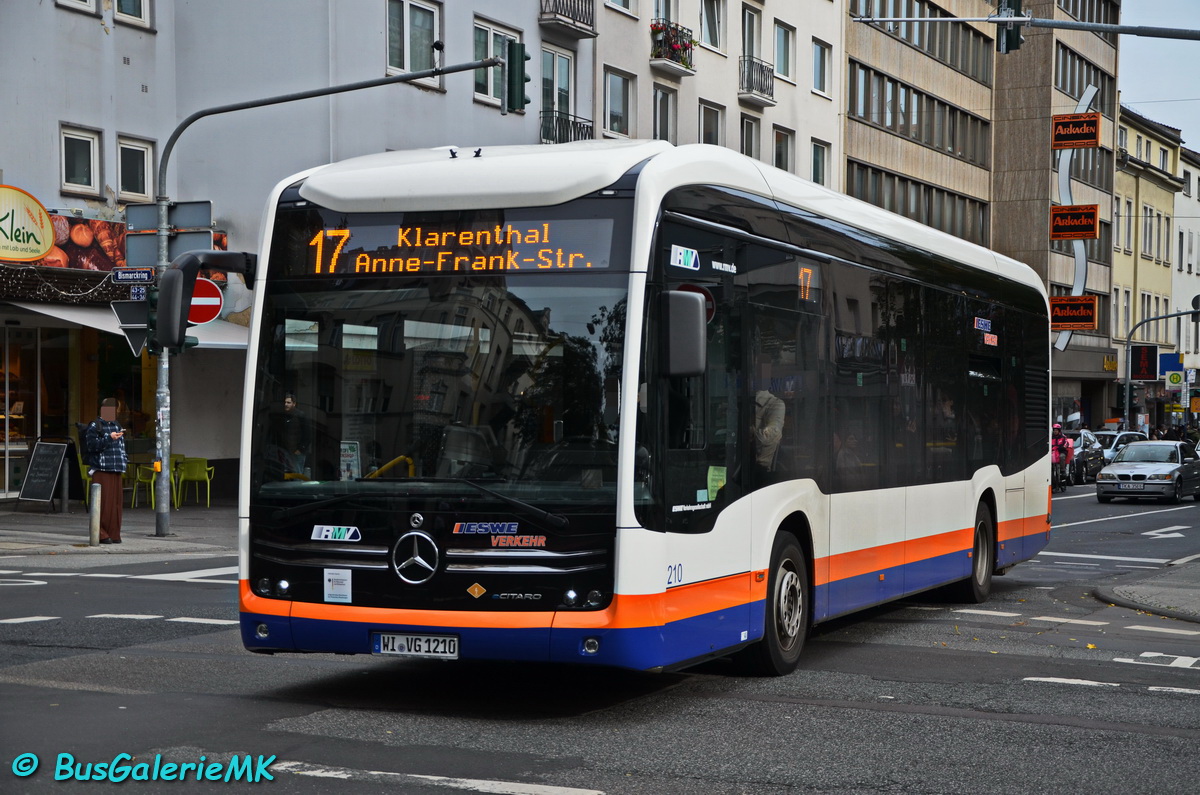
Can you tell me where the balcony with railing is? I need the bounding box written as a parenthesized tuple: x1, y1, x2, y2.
(738, 56, 776, 106)
(650, 19, 696, 77)
(539, 0, 597, 39)
(541, 110, 594, 144)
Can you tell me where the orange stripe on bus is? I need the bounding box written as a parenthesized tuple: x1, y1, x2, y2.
(242, 573, 763, 632)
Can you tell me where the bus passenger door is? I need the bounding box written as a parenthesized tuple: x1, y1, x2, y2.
(658, 277, 752, 658)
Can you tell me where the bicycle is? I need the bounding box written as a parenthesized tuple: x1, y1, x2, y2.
(1051, 461, 1069, 493)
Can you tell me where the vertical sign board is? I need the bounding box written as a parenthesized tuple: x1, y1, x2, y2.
(1130, 345, 1158, 382)
(18, 442, 67, 502)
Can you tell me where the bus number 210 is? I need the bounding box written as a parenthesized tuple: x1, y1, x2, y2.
(667, 563, 684, 587)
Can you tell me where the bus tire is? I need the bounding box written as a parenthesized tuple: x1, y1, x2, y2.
(947, 503, 994, 604)
(735, 532, 809, 676)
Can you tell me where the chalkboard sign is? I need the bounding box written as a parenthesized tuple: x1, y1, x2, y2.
(19, 442, 68, 502)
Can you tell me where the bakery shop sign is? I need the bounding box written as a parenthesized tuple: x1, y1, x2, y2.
(0, 185, 54, 261)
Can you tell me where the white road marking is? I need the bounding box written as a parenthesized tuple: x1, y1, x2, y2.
(1030, 617, 1108, 625)
(21, 572, 81, 577)
(952, 609, 1023, 617)
(1024, 677, 1119, 687)
(132, 566, 238, 581)
(271, 761, 605, 794)
(1143, 526, 1187, 539)
(0, 616, 59, 623)
(166, 617, 239, 625)
(1114, 652, 1200, 669)
(87, 614, 163, 620)
(1054, 504, 1196, 528)
(1126, 625, 1200, 636)
(81, 573, 128, 578)
(1169, 552, 1200, 565)
(1038, 551, 1171, 564)
(1148, 687, 1200, 695)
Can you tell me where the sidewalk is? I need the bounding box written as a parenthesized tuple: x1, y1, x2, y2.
(1095, 560, 1200, 625)
(0, 498, 237, 557)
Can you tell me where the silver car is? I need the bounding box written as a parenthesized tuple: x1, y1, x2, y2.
(1096, 440, 1200, 504)
(1093, 430, 1148, 463)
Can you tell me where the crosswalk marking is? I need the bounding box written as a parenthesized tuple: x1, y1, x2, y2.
(167, 617, 239, 625)
(1, 566, 239, 585)
(0, 616, 59, 623)
(1030, 616, 1109, 625)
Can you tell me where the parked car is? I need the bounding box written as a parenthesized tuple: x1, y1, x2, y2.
(1064, 428, 1104, 483)
(1095, 440, 1200, 504)
(1093, 430, 1148, 463)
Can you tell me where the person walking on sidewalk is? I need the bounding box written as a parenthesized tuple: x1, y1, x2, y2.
(85, 397, 128, 544)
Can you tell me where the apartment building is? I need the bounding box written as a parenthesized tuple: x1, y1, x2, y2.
(1111, 105, 1184, 428)
(1172, 146, 1200, 366)
(591, 0, 842, 186)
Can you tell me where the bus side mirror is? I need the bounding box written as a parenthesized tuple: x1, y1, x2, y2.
(663, 290, 707, 377)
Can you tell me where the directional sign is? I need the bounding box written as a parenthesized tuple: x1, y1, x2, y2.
(1143, 526, 1186, 540)
(188, 277, 223, 325)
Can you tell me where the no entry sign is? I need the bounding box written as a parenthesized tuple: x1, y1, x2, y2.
(188, 277, 224, 325)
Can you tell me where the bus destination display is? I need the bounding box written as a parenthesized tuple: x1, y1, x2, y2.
(305, 218, 613, 276)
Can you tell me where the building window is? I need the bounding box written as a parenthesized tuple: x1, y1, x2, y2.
(700, 103, 723, 145)
(700, 0, 723, 48)
(609, 0, 631, 9)
(1113, 194, 1122, 249)
(388, 1, 439, 76)
(812, 39, 830, 94)
(1160, 149, 1170, 172)
(115, 0, 150, 27)
(605, 70, 632, 136)
(773, 126, 794, 172)
(474, 20, 520, 102)
(1142, 206, 1154, 257)
(1118, 126, 1128, 150)
(118, 138, 153, 202)
(653, 85, 676, 143)
(541, 46, 573, 116)
(1124, 199, 1133, 251)
(742, 5, 760, 58)
(1184, 169, 1193, 196)
(61, 127, 100, 195)
(811, 139, 828, 185)
(740, 115, 759, 159)
(56, 0, 97, 13)
(774, 22, 794, 79)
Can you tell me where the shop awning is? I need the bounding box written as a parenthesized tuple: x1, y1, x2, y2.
(8, 302, 249, 349)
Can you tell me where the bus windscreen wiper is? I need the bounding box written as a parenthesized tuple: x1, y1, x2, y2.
(269, 492, 367, 524)
(368, 476, 569, 529)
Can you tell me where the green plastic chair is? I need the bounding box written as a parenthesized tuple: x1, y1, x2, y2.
(131, 464, 159, 508)
(177, 457, 215, 507)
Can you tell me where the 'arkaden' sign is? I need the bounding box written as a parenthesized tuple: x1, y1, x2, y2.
(1051, 112, 1101, 150)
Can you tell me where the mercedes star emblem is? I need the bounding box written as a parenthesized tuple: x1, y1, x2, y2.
(392, 531, 439, 584)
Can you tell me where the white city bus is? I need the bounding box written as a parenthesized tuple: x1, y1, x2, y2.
(237, 140, 1050, 675)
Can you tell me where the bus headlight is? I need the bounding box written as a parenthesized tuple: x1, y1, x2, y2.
(255, 578, 272, 595)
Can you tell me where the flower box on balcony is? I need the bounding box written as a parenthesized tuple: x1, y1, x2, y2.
(650, 57, 695, 78)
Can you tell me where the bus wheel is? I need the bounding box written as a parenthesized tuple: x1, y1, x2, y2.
(948, 503, 994, 604)
(735, 532, 809, 676)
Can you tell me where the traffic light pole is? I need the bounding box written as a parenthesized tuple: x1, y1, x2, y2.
(149, 56, 501, 536)
(1123, 309, 1198, 434)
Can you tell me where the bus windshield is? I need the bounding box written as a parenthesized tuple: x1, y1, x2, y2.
(249, 200, 631, 505)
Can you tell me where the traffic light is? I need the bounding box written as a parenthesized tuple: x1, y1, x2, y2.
(146, 283, 161, 355)
(505, 40, 531, 112)
(1191, 294, 1200, 323)
(996, 0, 1024, 54)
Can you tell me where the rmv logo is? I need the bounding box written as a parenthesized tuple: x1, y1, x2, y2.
(669, 245, 700, 270)
(311, 525, 362, 541)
